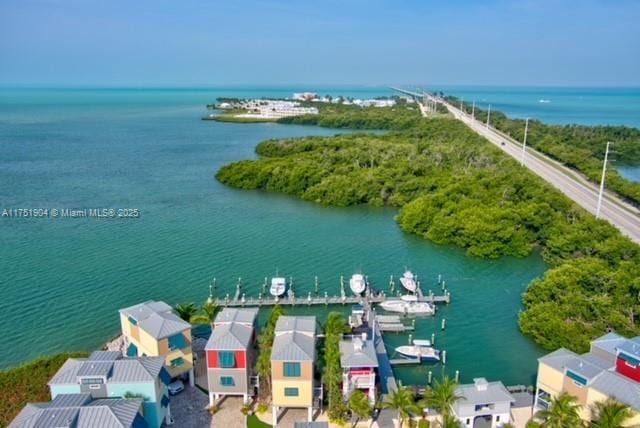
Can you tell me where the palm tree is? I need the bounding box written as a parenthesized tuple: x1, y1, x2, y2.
(173, 302, 197, 322)
(536, 392, 583, 428)
(589, 398, 634, 428)
(439, 414, 461, 428)
(419, 376, 461, 419)
(381, 386, 420, 428)
(190, 301, 220, 324)
(348, 390, 372, 427)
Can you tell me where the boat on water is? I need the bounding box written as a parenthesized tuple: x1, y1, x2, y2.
(379, 295, 435, 315)
(349, 273, 367, 295)
(399, 270, 417, 293)
(396, 340, 440, 362)
(270, 277, 287, 297)
(539, 99, 551, 103)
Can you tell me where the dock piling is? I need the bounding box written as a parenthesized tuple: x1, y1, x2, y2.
(442, 350, 447, 365)
(428, 371, 432, 384)
(441, 318, 446, 331)
(431, 332, 435, 344)
(455, 370, 460, 382)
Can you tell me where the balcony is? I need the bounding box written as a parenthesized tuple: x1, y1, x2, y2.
(344, 372, 375, 389)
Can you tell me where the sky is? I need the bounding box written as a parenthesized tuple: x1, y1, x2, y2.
(0, 0, 639, 87)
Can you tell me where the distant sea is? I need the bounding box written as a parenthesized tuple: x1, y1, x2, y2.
(0, 86, 637, 386)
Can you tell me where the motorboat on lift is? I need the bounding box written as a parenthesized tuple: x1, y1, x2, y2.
(270, 276, 287, 297)
(379, 294, 435, 315)
(399, 270, 417, 293)
(395, 339, 440, 362)
(349, 273, 367, 295)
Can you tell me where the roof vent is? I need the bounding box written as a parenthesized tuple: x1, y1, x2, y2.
(474, 378, 488, 391)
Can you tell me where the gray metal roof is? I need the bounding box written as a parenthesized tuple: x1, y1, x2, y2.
(119, 300, 190, 339)
(206, 322, 253, 350)
(339, 338, 378, 368)
(591, 370, 640, 411)
(617, 337, 640, 359)
(8, 395, 146, 428)
(88, 351, 122, 362)
(272, 316, 316, 361)
(294, 423, 329, 428)
(275, 316, 316, 334)
(49, 356, 165, 385)
(214, 308, 258, 326)
(590, 332, 626, 357)
(539, 347, 615, 382)
(564, 357, 608, 381)
(455, 379, 515, 406)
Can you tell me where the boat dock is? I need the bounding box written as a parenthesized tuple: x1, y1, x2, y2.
(370, 308, 398, 394)
(376, 314, 415, 332)
(214, 291, 450, 308)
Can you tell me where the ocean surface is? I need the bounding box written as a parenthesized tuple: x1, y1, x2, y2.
(0, 86, 636, 386)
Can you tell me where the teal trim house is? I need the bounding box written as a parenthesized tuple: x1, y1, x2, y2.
(48, 351, 171, 428)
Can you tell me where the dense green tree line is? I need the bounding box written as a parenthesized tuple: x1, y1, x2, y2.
(322, 312, 350, 423)
(216, 107, 640, 353)
(446, 95, 640, 206)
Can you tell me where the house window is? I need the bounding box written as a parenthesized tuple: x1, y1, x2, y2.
(170, 357, 184, 367)
(283, 362, 301, 377)
(128, 316, 138, 326)
(81, 378, 103, 385)
(168, 333, 187, 350)
(219, 351, 236, 368)
(566, 370, 587, 386)
(220, 376, 235, 387)
(625, 360, 638, 369)
(496, 416, 500, 422)
(284, 387, 299, 397)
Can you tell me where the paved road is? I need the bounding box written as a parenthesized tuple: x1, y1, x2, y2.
(413, 92, 640, 245)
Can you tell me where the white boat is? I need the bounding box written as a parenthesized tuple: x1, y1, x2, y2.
(270, 277, 287, 297)
(396, 341, 440, 362)
(399, 270, 417, 293)
(379, 295, 435, 315)
(349, 273, 367, 295)
(539, 99, 551, 103)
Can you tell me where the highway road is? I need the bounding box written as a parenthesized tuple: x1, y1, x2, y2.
(408, 90, 640, 245)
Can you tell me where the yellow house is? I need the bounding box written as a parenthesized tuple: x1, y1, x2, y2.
(271, 316, 316, 426)
(535, 333, 640, 426)
(119, 300, 194, 385)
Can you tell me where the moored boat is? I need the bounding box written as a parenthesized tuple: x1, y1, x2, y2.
(395, 340, 440, 362)
(349, 273, 367, 295)
(270, 277, 287, 297)
(379, 295, 435, 315)
(399, 270, 417, 293)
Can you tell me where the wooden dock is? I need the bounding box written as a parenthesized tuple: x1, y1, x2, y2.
(390, 357, 421, 366)
(214, 291, 450, 308)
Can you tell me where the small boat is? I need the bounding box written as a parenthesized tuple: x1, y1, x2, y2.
(270, 277, 287, 297)
(396, 340, 440, 362)
(399, 270, 417, 293)
(379, 295, 435, 315)
(539, 99, 551, 104)
(349, 273, 367, 295)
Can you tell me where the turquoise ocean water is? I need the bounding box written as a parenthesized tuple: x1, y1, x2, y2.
(0, 86, 636, 386)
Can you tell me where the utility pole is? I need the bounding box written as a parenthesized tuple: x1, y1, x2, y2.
(520, 118, 529, 165)
(596, 141, 612, 219)
(486, 104, 491, 129)
(471, 101, 475, 121)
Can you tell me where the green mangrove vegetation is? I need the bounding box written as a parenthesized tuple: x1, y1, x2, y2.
(215, 104, 640, 354)
(447, 95, 640, 206)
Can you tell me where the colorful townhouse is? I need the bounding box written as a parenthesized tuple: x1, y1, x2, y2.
(452, 378, 515, 428)
(205, 307, 258, 405)
(339, 332, 378, 403)
(535, 332, 640, 426)
(47, 351, 171, 428)
(119, 300, 194, 386)
(10, 393, 148, 428)
(271, 316, 317, 426)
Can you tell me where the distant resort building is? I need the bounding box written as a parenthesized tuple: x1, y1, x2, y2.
(535, 332, 640, 425)
(9, 393, 148, 428)
(340, 332, 378, 404)
(205, 307, 259, 405)
(452, 378, 515, 428)
(271, 316, 317, 426)
(119, 300, 194, 386)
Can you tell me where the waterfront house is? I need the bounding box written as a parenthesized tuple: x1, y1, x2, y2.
(205, 307, 258, 405)
(535, 332, 640, 426)
(9, 393, 148, 428)
(452, 378, 514, 428)
(47, 351, 171, 428)
(119, 300, 194, 385)
(339, 333, 378, 403)
(271, 316, 317, 426)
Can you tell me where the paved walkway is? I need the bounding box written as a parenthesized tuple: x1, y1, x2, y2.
(211, 396, 247, 428)
(170, 385, 212, 428)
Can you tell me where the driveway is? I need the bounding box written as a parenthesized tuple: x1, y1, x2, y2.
(211, 396, 247, 428)
(170, 385, 212, 428)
